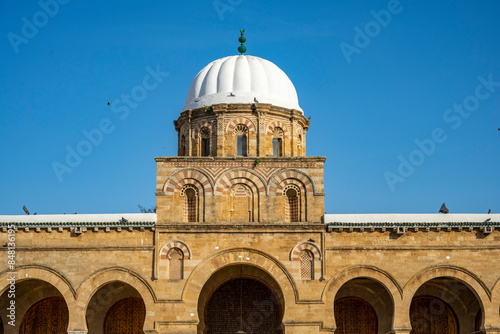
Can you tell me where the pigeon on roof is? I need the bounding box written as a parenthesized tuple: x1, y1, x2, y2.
(439, 203, 449, 214)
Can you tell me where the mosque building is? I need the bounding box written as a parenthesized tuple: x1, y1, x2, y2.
(1, 32, 500, 334)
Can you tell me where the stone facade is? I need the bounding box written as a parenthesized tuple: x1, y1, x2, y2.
(155, 156, 325, 224)
(174, 103, 309, 158)
(1, 70, 500, 334)
(1, 220, 500, 333)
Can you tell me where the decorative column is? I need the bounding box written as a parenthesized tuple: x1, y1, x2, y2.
(391, 298, 411, 334)
(290, 110, 296, 157)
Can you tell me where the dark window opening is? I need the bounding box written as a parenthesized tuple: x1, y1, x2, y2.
(237, 135, 247, 156)
(184, 188, 197, 222)
(273, 138, 282, 157)
(201, 138, 210, 156)
(286, 188, 299, 222)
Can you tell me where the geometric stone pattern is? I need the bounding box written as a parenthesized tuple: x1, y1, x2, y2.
(193, 120, 215, 137)
(300, 250, 314, 280)
(226, 117, 256, 135)
(290, 242, 322, 261)
(156, 157, 325, 223)
(162, 166, 319, 197)
(163, 169, 214, 196)
(268, 169, 315, 195)
(160, 240, 191, 260)
(174, 103, 310, 158)
(215, 170, 266, 196)
(267, 120, 289, 138)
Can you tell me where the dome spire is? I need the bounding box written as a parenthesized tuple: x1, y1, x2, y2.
(238, 29, 247, 55)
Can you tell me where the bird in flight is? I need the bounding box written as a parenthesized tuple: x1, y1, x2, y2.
(107, 100, 111, 106)
(254, 97, 259, 103)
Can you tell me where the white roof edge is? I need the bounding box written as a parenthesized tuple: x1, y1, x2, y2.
(0, 213, 157, 223)
(323, 213, 500, 224)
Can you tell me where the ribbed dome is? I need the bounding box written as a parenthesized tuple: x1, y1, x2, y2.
(182, 55, 302, 112)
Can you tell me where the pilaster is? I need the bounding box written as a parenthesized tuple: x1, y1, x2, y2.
(214, 109, 225, 157)
(187, 110, 192, 156)
(257, 110, 267, 156)
(290, 110, 296, 157)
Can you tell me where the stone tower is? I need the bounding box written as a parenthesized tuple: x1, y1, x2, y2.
(155, 47, 325, 224)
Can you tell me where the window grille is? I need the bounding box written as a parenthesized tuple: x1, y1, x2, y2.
(300, 250, 314, 280)
(285, 188, 299, 222)
(183, 187, 197, 222)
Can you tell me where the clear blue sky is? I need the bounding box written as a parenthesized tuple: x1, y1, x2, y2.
(1, 0, 499, 215)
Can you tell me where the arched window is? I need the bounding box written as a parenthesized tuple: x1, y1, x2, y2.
(167, 248, 184, 280)
(182, 186, 197, 222)
(300, 249, 314, 280)
(200, 127, 210, 156)
(234, 124, 248, 156)
(285, 187, 299, 222)
(272, 127, 284, 157)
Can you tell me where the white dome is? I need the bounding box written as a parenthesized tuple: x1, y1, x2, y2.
(182, 55, 302, 112)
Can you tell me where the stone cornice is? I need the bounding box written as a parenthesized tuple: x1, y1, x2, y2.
(155, 156, 326, 163)
(155, 222, 325, 231)
(176, 103, 309, 128)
